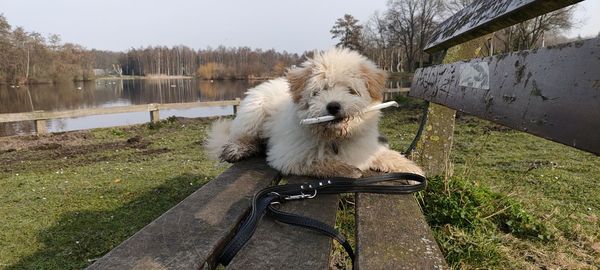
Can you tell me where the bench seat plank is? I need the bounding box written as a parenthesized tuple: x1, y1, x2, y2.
(425, 0, 583, 53)
(227, 176, 339, 270)
(412, 38, 600, 155)
(356, 193, 447, 269)
(87, 158, 280, 270)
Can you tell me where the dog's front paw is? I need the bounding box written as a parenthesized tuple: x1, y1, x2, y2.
(385, 163, 425, 176)
(309, 160, 363, 178)
(219, 140, 259, 163)
(339, 165, 363, 179)
(373, 160, 424, 175)
(370, 150, 424, 176)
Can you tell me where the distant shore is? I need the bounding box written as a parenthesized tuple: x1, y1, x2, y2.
(1, 75, 278, 86)
(95, 75, 276, 81)
(95, 75, 193, 80)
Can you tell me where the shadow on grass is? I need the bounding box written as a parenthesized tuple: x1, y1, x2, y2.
(7, 172, 213, 270)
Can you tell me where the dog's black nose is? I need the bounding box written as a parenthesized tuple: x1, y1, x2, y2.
(326, 101, 341, 115)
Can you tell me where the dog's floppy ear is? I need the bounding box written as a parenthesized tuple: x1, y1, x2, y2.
(360, 64, 388, 101)
(286, 65, 313, 103)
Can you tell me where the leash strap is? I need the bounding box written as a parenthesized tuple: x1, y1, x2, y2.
(218, 172, 427, 267)
(266, 204, 355, 261)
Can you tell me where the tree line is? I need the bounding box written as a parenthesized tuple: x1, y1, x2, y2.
(332, 0, 579, 75)
(0, 14, 302, 84)
(0, 14, 95, 84)
(118, 46, 301, 80)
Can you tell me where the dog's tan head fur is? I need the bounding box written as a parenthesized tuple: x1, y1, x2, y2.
(286, 48, 388, 139)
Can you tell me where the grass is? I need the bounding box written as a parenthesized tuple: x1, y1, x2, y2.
(0, 117, 228, 269)
(442, 111, 600, 269)
(421, 176, 555, 268)
(1, 97, 599, 269)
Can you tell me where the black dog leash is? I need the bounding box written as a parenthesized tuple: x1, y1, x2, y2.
(218, 172, 427, 268)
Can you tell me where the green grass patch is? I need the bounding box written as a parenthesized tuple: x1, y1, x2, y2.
(0, 117, 228, 269)
(423, 176, 554, 242)
(422, 176, 554, 268)
(331, 195, 355, 269)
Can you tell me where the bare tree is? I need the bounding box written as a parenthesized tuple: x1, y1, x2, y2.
(384, 0, 443, 71)
(443, 0, 472, 15)
(362, 12, 390, 50)
(442, 0, 576, 52)
(0, 15, 96, 84)
(498, 7, 576, 51)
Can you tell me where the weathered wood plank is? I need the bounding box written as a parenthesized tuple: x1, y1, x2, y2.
(384, 87, 410, 93)
(0, 104, 159, 123)
(425, 0, 583, 53)
(86, 158, 280, 270)
(0, 100, 241, 123)
(412, 38, 600, 155)
(158, 100, 240, 110)
(384, 88, 410, 101)
(227, 176, 339, 270)
(149, 110, 160, 123)
(355, 193, 447, 269)
(34, 119, 47, 134)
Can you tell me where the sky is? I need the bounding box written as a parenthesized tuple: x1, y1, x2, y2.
(0, 0, 598, 54)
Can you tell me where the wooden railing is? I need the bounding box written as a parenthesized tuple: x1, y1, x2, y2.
(1, 88, 407, 135)
(0, 98, 241, 134)
(383, 87, 409, 101)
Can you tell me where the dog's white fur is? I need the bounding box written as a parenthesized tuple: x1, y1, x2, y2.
(205, 48, 423, 178)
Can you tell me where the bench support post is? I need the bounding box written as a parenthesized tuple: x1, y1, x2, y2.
(411, 104, 456, 177)
(233, 98, 241, 115)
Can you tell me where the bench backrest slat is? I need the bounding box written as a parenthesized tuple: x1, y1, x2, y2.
(86, 158, 280, 270)
(412, 38, 600, 155)
(425, 0, 584, 53)
(226, 176, 339, 269)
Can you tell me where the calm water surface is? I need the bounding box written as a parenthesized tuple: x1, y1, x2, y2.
(0, 79, 260, 136)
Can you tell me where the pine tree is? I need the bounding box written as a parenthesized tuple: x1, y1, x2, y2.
(330, 14, 363, 52)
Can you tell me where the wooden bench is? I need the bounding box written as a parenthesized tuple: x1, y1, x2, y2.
(87, 0, 597, 269)
(86, 157, 445, 270)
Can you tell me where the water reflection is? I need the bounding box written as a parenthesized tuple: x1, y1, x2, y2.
(0, 79, 258, 136)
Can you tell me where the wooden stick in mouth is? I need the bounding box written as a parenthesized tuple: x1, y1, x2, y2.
(300, 101, 399, 125)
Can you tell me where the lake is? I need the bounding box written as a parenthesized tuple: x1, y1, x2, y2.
(0, 79, 261, 137)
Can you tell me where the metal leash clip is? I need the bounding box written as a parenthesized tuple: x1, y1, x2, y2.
(268, 180, 333, 203)
(268, 192, 282, 205)
(283, 189, 317, 201)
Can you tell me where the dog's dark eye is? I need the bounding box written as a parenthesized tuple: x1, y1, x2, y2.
(311, 91, 319, 97)
(348, 88, 359, 95)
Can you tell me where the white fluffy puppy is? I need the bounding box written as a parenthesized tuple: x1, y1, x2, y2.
(205, 48, 423, 178)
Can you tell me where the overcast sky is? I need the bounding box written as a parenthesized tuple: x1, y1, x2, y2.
(0, 0, 598, 54)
